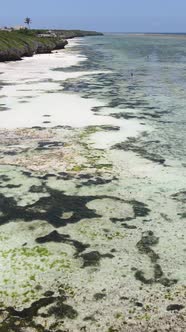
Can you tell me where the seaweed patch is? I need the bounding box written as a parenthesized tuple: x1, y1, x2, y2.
(136, 231, 159, 263)
(112, 137, 165, 165)
(80, 250, 114, 268)
(135, 231, 177, 286)
(0, 187, 102, 227)
(36, 141, 64, 150)
(36, 230, 90, 256)
(0, 291, 78, 331)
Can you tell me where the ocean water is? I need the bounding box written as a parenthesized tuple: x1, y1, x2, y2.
(61, 34, 186, 164)
(0, 35, 186, 331)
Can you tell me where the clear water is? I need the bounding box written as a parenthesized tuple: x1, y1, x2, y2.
(61, 34, 186, 163)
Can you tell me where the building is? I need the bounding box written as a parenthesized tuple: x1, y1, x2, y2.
(13, 25, 25, 31)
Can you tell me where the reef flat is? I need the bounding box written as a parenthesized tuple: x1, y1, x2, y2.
(0, 123, 185, 332)
(0, 36, 185, 331)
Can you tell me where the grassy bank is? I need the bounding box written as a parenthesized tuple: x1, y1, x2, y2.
(0, 29, 68, 61)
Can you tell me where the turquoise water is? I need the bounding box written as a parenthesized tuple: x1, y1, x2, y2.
(63, 34, 186, 163)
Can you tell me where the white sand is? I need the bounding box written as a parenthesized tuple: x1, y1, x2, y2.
(0, 41, 100, 127)
(0, 39, 144, 140)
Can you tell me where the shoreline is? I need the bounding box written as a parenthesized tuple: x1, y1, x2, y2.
(0, 38, 144, 136)
(0, 29, 103, 62)
(0, 37, 185, 332)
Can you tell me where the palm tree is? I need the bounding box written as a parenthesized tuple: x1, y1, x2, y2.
(24, 17, 32, 29)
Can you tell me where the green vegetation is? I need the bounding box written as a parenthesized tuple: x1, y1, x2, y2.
(43, 29, 103, 39)
(0, 29, 67, 61)
(0, 30, 36, 51)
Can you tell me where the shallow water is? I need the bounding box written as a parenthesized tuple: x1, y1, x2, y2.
(62, 35, 186, 163)
(0, 35, 185, 332)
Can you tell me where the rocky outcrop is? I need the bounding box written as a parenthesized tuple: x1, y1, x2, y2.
(0, 36, 68, 62)
(51, 29, 103, 39)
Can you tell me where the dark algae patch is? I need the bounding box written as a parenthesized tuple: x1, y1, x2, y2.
(76, 176, 114, 188)
(36, 141, 64, 150)
(0, 175, 151, 229)
(93, 293, 106, 301)
(6, 297, 57, 319)
(0, 174, 10, 182)
(110, 200, 150, 226)
(112, 137, 165, 165)
(132, 200, 151, 218)
(0, 183, 21, 189)
(81, 251, 114, 267)
(171, 191, 186, 203)
(135, 231, 177, 287)
(166, 304, 185, 312)
(29, 185, 47, 193)
(0, 187, 102, 227)
(0, 292, 78, 331)
(136, 231, 159, 263)
(36, 230, 90, 256)
(47, 300, 78, 320)
(122, 223, 137, 229)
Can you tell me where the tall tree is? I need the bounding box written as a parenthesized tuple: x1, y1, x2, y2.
(24, 17, 32, 29)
